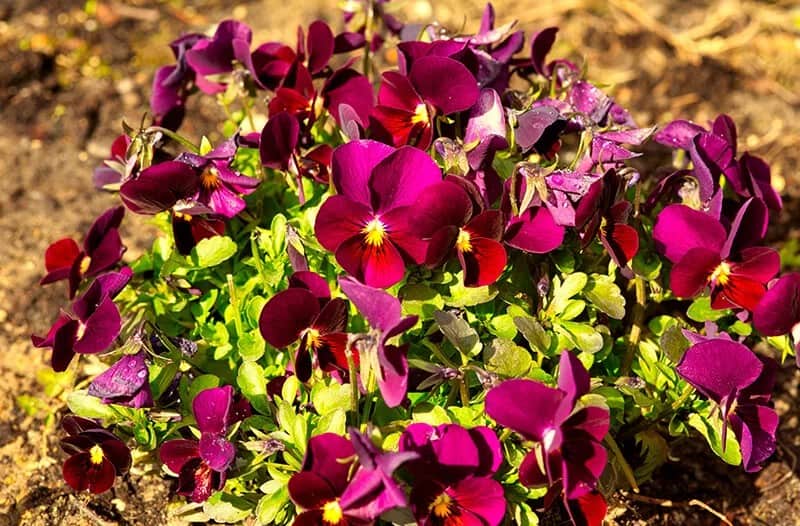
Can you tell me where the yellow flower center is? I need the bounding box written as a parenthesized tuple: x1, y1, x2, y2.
(89, 444, 104, 465)
(304, 328, 321, 350)
(710, 261, 732, 286)
(76, 322, 87, 341)
(79, 255, 92, 275)
(200, 167, 221, 190)
(456, 229, 473, 253)
(362, 218, 387, 247)
(411, 103, 429, 125)
(430, 492, 453, 518)
(322, 499, 344, 524)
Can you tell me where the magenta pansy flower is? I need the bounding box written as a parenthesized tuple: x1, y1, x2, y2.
(753, 274, 800, 362)
(486, 351, 610, 524)
(676, 336, 778, 472)
(60, 416, 131, 495)
(259, 271, 350, 382)
(185, 20, 254, 94)
(150, 33, 204, 130)
(653, 199, 779, 311)
(339, 276, 417, 407)
(314, 140, 441, 288)
(40, 206, 125, 298)
(160, 386, 241, 503)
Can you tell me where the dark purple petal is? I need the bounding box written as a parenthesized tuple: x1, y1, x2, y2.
(410, 181, 472, 238)
(654, 119, 705, 150)
(160, 439, 200, 473)
(260, 112, 300, 170)
(193, 385, 233, 435)
(324, 68, 374, 127)
(84, 206, 125, 254)
(63, 452, 116, 494)
(120, 161, 199, 214)
(409, 56, 479, 115)
(302, 433, 355, 495)
(378, 344, 409, 408)
(504, 205, 564, 254)
(669, 248, 720, 298)
(753, 273, 800, 336)
(653, 204, 726, 263)
(260, 288, 321, 348)
(88, 352, 151, 406)
(306, 20, 334, 74)
(486, 379, 564, 441)
(558, 351, 591, 410)
(199, 433, 235, 472)
(289, 271, 331, 304)
(730, 405, 778, 472)
(740, 153, 782, 211)
(338, 276, 402, 333)
(288, 471, 338, 510)
(722, 198, 769, 258)
(530, 27, 558, 76)
(73, 297, 121, 355)
(369, 146, 442, 213)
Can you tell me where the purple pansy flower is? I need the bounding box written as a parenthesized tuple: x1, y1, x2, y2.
(676, 336, 779, 472)
(339, 276, 418, 407)
(88, 351, 153, 408)
(371, 56, 479, 149)
(40, 206, 126, 298)
(288, 432, 412, 526)
(93, 134, 133, 189)
(60, 416, 132, 494)
(259, 271, 350, 382)
(753, 273, 800, 365)
(410, 178, 507, 287)
(176, 137, 260, 218)
(151, 33, 205, 130)
(400, 423, 506, 526)
(501, 174, 565, 255)
(185, 20, 254, 94)
(653, 199, 780, 311)
(32, 269, 132, 372)
(160, 386, 239, 502)
(515, 106, 567, 159)
(463, 88, 507, 204)
(486, 351, 610, 522)
(314, 140, 440, 288)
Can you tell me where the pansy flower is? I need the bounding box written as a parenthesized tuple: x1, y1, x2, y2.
(151, 33, 205, 130)
(752, 273, 800, 364)
(339, 276, 418, 407)
(410, 178, 507, 287)
(463, 88, 508, 204)
(93, 134, 133, 189)
(400, 423, 506, 526)
(176, 137, 260, 218)
(160, 386, 240, 502)
(185, 20, 255, 94)
(501, 172, 566, 255)
(371, 56, 479, 149)
(88, 351, 153, 408)
(40, 206, 126, 298)
(289, 431, 413, 526)
(259, 271, 350, 382)
(32, 269, 132, 372)
(314, 140, 440, 288)
(486, 351, 610, 525)
(653, 198, 779, 311)
(60, 416, 132, 494)
(676, 335, 778, 472)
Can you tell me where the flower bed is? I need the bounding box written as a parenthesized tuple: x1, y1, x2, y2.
(31, 3, 794, 525)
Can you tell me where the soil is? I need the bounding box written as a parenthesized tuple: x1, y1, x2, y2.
(0, 1, 797, 525)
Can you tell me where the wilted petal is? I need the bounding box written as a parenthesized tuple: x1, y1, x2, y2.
(88, 352, 151, 405)
(516, 106, 563, 153)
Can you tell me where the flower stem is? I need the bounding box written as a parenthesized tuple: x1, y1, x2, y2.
(226, 274, 245, 337)
(346, 341, 360, 426)
(145, 126, 200, 154)
(604, 433, 640, 492)
(622, 274, 646, 375)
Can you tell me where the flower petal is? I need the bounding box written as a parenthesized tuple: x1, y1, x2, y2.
(653, 204, 726, 263)
(193, 385, 233, 435)
(160, 439, 200, 473)
(753, 273, 800, 336)
(410, 56, 479, 115)
(410, 181, 472, 238)
(199, 433, 236, 472)
(486, 379, 564, 441)
(335, 235, 407, 289)
(460, 237, 506, 287)
(332, 140, 395, 206)
(676, 339, 762, 405)
(369, 146, 442, 213)
(669, 247, 720, 299)
(259, 288, 320, 348)
(504, 206, 564, 254)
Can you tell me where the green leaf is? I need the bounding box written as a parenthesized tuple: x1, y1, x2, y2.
(256, 485, 290, 526)
(445, 280, 498, 307)
(687, 412, 741, 466)
(687, 296, 729, 322)
(315, 408, 346, 435)
(484, 338, 533, 378)
(237, 362, 270, 414)
(311, 382, 352, 415)
(203, 492, 252, 523)
(634, 430, 669, 480)
(514, 316, 552, 355)
(557, 321, 603, 353)
(559, 299, 586, 321)
(660, 325, 689, 363)
(238, 330, 265, 362)
(551, 272, 588, 314)
(191, 236, 237, 268)
(584, 274, 626, 319)
(400, 283, 444, 319)
(66, 390, 116, 420)
(434, 310, 482, 357)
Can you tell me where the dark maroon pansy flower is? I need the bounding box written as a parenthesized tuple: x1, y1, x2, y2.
(371, 56, 479, 149)
(160, 386, 239, 502)
(88, 351, 153, 408)
(410, 179, 507, 287)
(259, 271, 350, 382)
(339, 276, 418, 407)
(515, 106, 567, 158)
(93, 134, 133, 189)
(676, 336, 778, 472)
(314, 140, 440, 288)
(176, 137, 260, 218)
(151, 33, 205, 130)
(486, 351, 610, 525)
(653, 199, 779, 311)
(753, 273, 800, 340)
(60, 415, 131, 494)
(32, 268, 132, 372)
(519, 26, 579, 85)
(578, 170, 639, 271)
(120, 160, 199, 215)
(408, 476, 506, 526)
(41, 206, 125, 298)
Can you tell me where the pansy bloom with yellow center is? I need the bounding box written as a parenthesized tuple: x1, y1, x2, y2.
(59, 416, 131, 495)
(314, 140, 441, 288)
(653, 197, 780, 311)
(259, 271, 350, 382)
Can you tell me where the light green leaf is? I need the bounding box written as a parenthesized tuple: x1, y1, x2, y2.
(551, 272, 588, 314)
(514, 316, 552, 355)
(400, 283, 444, 319)
(484, 338, 533, 378)
(434, 310, 482, 357)
(238, 330, 265, 362)
(191, 236, 237, 268)
(256, 486, 290, 526)
(203, 492, 252, 523)
(237, 362, 269, 414)
(687, 296, 729, 322)
(687, 412, 741, 466)
(557, 321, 603, 353)
(315, 408, 346, 435)
(445, 280, 498, 307)
(311, 382, 352, 415)
(66, 390, 116, 420)
(584, 274, 626, 319)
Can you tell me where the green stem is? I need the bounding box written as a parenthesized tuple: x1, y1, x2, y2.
(226, 274, 244, 337)
(346, 343, 360, 426)
(622, 274, 646, 375)
(604, 433, 640, 492)
(250, 233, 270, 288)
(145, 126, 200, 154)
(423, 340, 458, 369)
